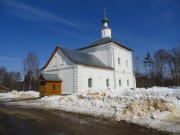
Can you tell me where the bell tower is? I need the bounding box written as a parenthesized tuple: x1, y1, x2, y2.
(101, 8, 111, 38)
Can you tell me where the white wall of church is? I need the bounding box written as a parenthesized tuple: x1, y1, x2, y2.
(57, 66, 74, 94)
(43, 48, 76, 94)
(102, 28, 111, 38)
(45, 49, 74, 70)
(77, 65, 114, 92)
(78, 43, 113, 67)
(42, 66, 74, 94)
(112, 44, 136, 89)
(78, 43, 136, 90)
(115, 72, 135, 90)
(113, 44, 133, 72)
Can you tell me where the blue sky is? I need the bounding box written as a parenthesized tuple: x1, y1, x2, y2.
(0, 0, 179, 73)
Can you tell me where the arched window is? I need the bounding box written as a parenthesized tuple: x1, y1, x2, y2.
(88, 78, 92, 88)
(118, 58, 120, 65)
(119, 79, 121, 87)
(106, 79, 109, 87)
(54, 56, 57, 65)
(127, 80, 129, 86)
(126, 60, 128, 67)
(59, 56, 63, 65)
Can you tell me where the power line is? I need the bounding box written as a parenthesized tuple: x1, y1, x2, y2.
(0, 54, 23, 59)
(0, 54, 47, 61)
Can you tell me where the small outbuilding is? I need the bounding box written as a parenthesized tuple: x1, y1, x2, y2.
(39, 73, 62, 97)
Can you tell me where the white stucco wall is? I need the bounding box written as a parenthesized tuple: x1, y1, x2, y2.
(78, 42, 136, 90)
(112, 44, 136, 89)
(102, 27, 111, 38)
(78, 43, 113, 67)
(115, 72, 135, 90)
(58, 66, 74, 94)
(43, 49, 75, 94)
(43, 66, 75, 94)
(77, 65, 114, 92)
(113, 44, 133, 72)
(45, 49, 74, 70)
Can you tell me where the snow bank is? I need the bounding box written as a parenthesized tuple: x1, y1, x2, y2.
(40, 87, 180, 133)
(0, 90, 39, 101)
(1, 87, 180, 133)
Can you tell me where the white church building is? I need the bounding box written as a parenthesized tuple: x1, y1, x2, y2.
(39, 15, 136, 96)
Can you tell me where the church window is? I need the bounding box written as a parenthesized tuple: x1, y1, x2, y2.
(126, 60, 128, 67)
(118, 58, 120, 65)
(54, 56, 57, 65)
(88, 78, 92, 88)
(119, 79, 121, 87)
(59, 56, 63, 65)
(106, 79, 109, 87)
(127, 80, 129, 86)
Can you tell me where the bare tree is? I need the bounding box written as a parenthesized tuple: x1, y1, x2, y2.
(134, 54, 141, 77)
(0, 66, 7, 86)
(9, 71, 22, 90)
(0, 66, 22, 90)
(167, 47, 180, 85)
(143, 52, 154, 78)
(154, 49, 168, 86)
(23, 52, 40, 90)
(135, 45, 180, 87)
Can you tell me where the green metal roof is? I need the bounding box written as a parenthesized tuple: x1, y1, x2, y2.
(102, 17, 109, 23)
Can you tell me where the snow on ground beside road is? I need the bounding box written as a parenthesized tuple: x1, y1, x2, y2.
(0, 90, 39, 101)
(0, 87, 180, 134)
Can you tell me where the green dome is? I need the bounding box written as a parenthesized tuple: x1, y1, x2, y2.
(102, 17, 109, 23)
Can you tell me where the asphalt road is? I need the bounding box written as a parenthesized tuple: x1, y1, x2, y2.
(0, 103, 172, 135)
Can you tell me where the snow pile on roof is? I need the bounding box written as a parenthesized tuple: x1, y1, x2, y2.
(1, 87, 180, 133)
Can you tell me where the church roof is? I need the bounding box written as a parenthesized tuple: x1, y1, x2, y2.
(78, 37, 132, 51)
(41, 73, 62, 81)
(41, 46, 113, 70)
(102, 17, 109, 23)
(59, 46, 113, 69)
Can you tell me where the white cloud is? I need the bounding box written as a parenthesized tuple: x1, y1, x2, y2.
(0, 55, 23, 62)
(1, 0, 85, 30)
(48, 26, 92, 41)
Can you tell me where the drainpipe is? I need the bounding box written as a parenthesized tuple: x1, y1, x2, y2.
(131, 52, 136, 89)
(112, 43, 116, 89)
(134, 74, 136, 88)
(73, 66, 75, 93)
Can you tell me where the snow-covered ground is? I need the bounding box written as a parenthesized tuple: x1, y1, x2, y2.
(0, 90, 39, 101)
(0, 87, 180, 134)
